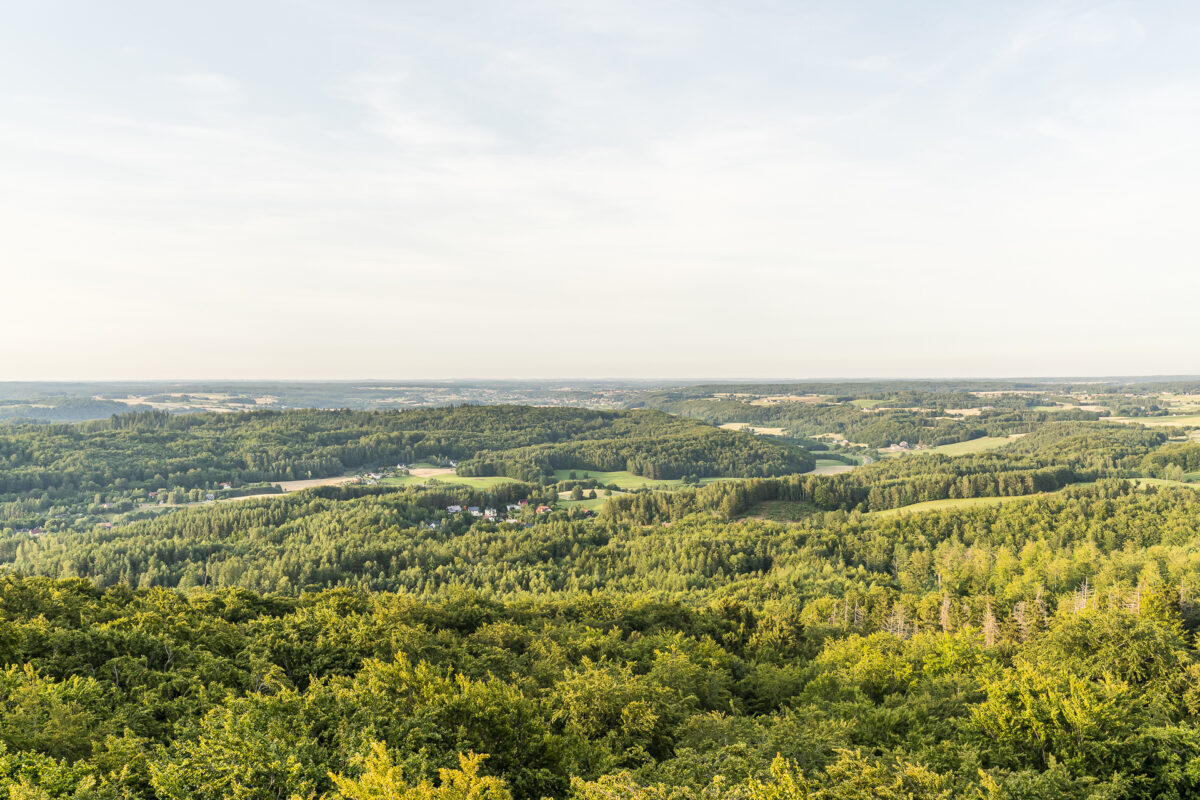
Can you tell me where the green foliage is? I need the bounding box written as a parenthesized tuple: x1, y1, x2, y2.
(1, 406, 1199, 798)
(0, 406, 809, 529)
(329, 746, 511, 800)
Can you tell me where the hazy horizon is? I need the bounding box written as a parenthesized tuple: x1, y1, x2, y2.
(4, 1, 1199, 380)
(2, 375, 1199, 386)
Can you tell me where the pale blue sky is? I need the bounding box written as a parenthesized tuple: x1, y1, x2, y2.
(2, 1, 1198, 379)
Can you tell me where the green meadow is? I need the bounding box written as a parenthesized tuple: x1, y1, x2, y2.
(872, 493, 1047, 517)
(382, 473, 518, 490)
(550, 469, 729, 490)
(925, 435, 1020, 456)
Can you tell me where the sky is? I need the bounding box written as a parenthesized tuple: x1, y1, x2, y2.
(2, 0, 1198, 380)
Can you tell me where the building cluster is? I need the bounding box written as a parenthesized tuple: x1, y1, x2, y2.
(442, 500, 553, 521)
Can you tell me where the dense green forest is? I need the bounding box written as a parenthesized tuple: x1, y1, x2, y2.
(2, 480, 1200, 798)
(2, 397, 1200, 797)
(0, 407, 809, 529)
(639, 395, 1108, 449)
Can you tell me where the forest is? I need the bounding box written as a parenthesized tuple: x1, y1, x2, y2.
(1, 390, 1200, 798)
(0, 407, 809, 530)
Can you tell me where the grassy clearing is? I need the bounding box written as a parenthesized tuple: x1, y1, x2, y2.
(850, 398, 887, 409)
(872, 494, 1047, 517)
(1127, 477, 1200, 489)
(880, 435, 1021, 459)
(382, 473, 518, 489)
(875, 478, 1199, 518)
(807, 458, 855, 475)
(1108, 414, 1200, 427)
(275, 476, 361, 491)
(557, 494, 610, 511)
(745, 499, 821, 522)
(550, 469, 729, 490)
(926, 435, 1022, 456)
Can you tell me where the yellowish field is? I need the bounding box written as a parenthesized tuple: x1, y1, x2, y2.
(383, 473, 518, 489)
(409, 467, 455, 478)
(882, 435, 1022, 459)
(719, 422, 787, 436)
(275, 475, 361, 491)
(925, 434, 1023, 456)
(1108, 415, 1200, 428)
(747, 394, 830, 405)
(1126, 477, 1200, 489)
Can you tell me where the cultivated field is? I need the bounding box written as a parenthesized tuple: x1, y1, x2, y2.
(383, 473, 517, 489)
(718, 422, 788, 436)
(925, 434, 1023, 456)
(275, 475, 361, 491)
(807, 458, 855, 475)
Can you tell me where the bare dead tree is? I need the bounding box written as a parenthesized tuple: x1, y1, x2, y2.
(983, 602, 997, 647)
(1125, 583, 1143, 616)
(1013, 601, 1030, 643)
(882, 603, 909, 640)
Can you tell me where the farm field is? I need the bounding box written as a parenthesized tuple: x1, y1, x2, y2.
(878, 435, 1022, 459)
(382, 474, 518, 489)
(274, 475, 361, 491)
(718, 422, 788, 436)
(925, 434, 1023, 455)
(382, 464, 519, 489)
(806, 458, 855, 475)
